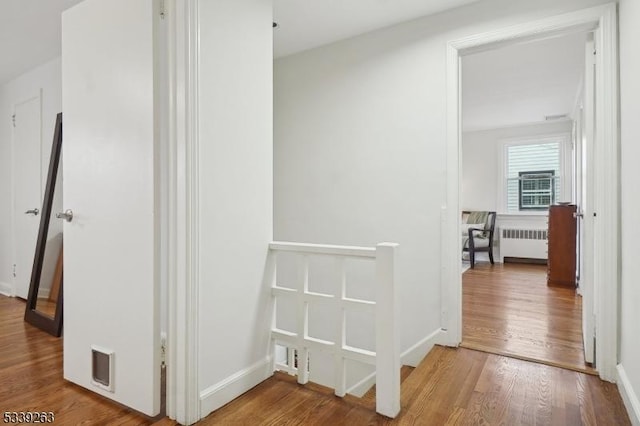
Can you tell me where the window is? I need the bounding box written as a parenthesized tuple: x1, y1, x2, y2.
(518, 170, 555, 210)
(504, 140, 563, 212)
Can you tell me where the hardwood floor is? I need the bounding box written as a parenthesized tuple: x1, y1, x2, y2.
(2, 288, 630, 425)
(461, 262, 595, 374)
(197, 345, 630, 425)
(0, 295, 165, 425)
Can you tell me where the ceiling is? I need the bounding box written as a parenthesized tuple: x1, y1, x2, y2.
(1, 0, 480, 85)
(273, 0, 478, 58)
(462, 32, 588, 132)
(0, 0, 84, 85)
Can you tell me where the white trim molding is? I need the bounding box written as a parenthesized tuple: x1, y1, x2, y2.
(167, 0, 201, 424)
(617, 364, 640, 425)
(347, 372, 377, 398)
(199, 357, 274, 418)
(443, 3, 620, 382)
(592, 3, 619, 383)
(347, 329, 446, 397)
(401, 328, 446, 368)
(0, 282, 12, 297)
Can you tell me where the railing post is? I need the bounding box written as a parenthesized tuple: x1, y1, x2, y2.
(334, 257, 347, 397)
(266, 249, 278, 373)
(297, 255, 310, 385)
(375, 243, 400, 418)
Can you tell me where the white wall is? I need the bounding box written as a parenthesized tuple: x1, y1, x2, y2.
(618, 0, 640, 423)
(274, 0, 610, 364)
(0, 57, 62, 295)
(462, 121, 573, 213)
(197, 0, 273, 418)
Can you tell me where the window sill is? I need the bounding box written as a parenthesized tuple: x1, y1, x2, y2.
(498, 212, 549, 218)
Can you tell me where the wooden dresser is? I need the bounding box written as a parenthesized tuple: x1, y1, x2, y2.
(547, 204, 577, 287)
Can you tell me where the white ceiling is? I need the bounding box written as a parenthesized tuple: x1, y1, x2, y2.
(1, 0, 479, 85)
(0, 0, 84, 85)
(273, 0, 478, 58)
(462, 32, 588, 132)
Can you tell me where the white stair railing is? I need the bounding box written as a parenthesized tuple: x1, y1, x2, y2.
(268, 241, 400, 418)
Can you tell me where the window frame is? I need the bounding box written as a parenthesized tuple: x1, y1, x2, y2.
(498, 133, 571, 215)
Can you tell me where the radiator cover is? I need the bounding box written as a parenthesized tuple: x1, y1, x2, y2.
(499, 226, 548, 261)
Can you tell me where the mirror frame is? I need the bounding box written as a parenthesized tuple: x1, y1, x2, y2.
(24, 112, 63, 337)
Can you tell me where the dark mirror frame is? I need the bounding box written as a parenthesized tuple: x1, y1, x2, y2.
(24, 112, 63, 337)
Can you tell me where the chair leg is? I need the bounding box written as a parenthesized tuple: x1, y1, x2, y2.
(489, 248, 494, 264)
(470, 250, 475, 268)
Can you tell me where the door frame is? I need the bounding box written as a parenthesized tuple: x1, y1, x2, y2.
(441, 3, 619, 382)
(11, 91, 43, 297)
(579, 37, 597, 365)
(165, 0, 201, 424)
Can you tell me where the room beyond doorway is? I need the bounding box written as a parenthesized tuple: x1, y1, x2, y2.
(461, 263, 595, 375)
(444, 4, 619, 382)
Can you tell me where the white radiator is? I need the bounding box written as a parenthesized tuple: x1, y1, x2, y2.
(499, 226, 548, 261)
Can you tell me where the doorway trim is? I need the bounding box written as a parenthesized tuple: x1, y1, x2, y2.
(442, 3, 619, 382)
(166, 0, 201, 424)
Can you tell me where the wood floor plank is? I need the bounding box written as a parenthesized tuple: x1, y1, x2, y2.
(0, 296, 172, 425)
(1, 291, 631, 425)
(461, 263, 596, 374)
(196, 345, 630, 425)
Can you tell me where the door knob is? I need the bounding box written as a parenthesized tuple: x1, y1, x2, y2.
(573, 212, 584, 219)
(24, 208, 39, 216)
(56, 209, 74, 222)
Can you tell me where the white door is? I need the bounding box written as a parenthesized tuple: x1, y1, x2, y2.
(12, 95, 42, 299)
(580, 38, 596, 365)
(62, 0, 160, 416)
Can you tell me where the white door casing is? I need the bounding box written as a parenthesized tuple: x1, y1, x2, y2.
(444, 3, 619, 382)
(581, 38, 596, 365)
(164, 0, 202, 423)
(12, 94, 42, 299)
(591, 13, 619, 381)
(62, 0, 160, 416)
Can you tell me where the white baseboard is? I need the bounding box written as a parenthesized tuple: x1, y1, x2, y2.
(617, 364, 640, 425)
(347, 372, 376, 397)
(401, 328, 446, 368)
(199, 356, 273, 419)
(346, 328, 445, 397)
(0, 282, 13, 297)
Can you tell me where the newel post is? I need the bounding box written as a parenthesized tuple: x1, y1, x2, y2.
(375, 242, 401, 418)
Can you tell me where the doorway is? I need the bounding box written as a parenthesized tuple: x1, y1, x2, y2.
(458, 31, 593, 373)
(442, 4, 620, 382)
(12, 93, 42, 299)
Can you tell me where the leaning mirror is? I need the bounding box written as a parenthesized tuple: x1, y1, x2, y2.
(24, 112, 63, 337)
